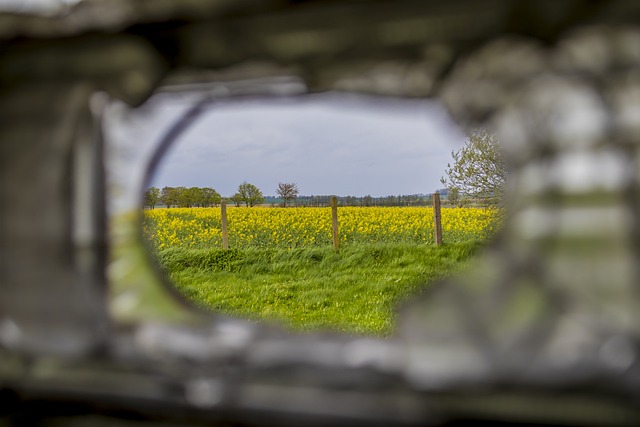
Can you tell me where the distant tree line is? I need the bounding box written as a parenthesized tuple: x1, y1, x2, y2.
(266, 193, 438, 207)
(145, 129, 505, 209)
(145, 186, 222, 209)
(146, 183, 453, 209)
(144, 182, 265, 209)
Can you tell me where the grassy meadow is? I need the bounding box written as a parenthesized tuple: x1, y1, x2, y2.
(144, 206, 499, 335)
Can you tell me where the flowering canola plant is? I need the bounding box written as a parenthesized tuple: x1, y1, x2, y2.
(144, 206, 499, 251)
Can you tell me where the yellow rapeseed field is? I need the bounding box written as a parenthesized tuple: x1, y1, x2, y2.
(144, 206, 500, 250)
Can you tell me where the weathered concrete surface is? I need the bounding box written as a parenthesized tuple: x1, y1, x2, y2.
(2, 0, 640, 425)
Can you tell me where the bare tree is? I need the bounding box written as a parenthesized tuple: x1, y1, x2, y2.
(276, 182, 299, 207)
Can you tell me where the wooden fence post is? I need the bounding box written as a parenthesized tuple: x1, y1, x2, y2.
(433, 193, 442, 246)
(221, 201, 229, 249)
(331, 196, 340, 250)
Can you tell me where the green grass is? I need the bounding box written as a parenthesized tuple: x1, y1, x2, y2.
(156, 241, 483, 336)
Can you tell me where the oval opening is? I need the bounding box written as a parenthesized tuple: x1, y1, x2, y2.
(106, 89, 504, 334)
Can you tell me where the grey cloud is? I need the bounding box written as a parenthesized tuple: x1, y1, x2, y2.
(147, 96, 466, 197)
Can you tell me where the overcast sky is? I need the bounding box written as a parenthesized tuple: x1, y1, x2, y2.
(112, 93, 467, 198)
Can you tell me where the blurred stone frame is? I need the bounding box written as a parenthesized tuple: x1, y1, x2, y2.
(2, 1, 640, 425)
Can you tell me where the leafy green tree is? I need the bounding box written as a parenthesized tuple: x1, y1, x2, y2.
(187, 187, 205, 207)
(229, 193, 243, 207)
(441, 129, 506, 206)
(276, 182, 299, 207)
(235, 181, 264, 207)
(144, 187, 160, 209)
(174, 186, 190, 207)
(161, 186, 179, 208)
(201, 187, 221, 207)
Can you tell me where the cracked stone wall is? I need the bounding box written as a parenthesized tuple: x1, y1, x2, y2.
(1, 1, 640, 425)
(402, 27, 640, 386)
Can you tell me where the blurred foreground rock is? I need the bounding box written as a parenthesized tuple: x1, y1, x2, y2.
(2, 1, 640, 425)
